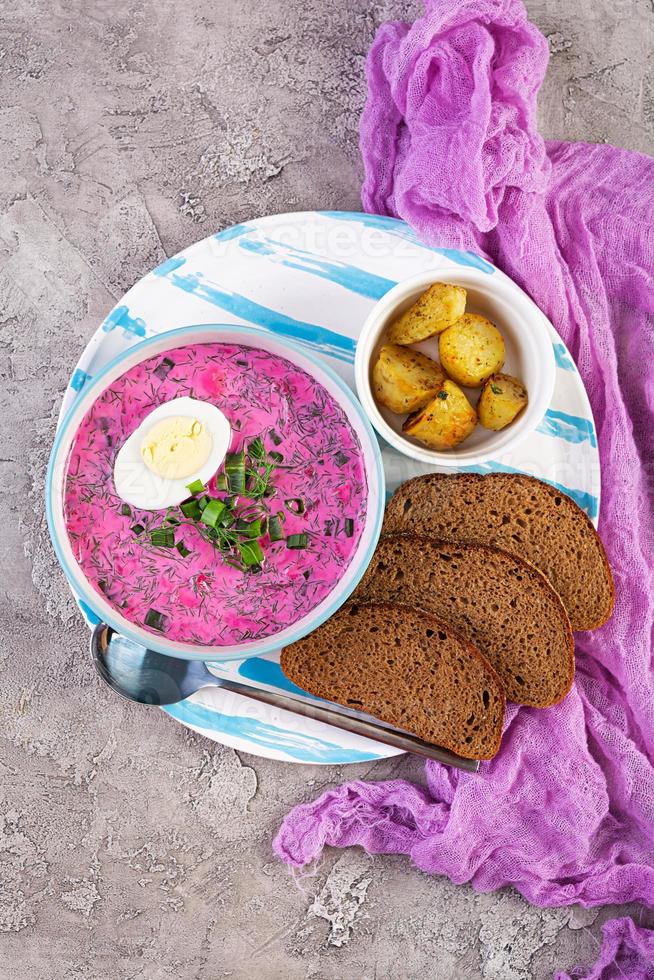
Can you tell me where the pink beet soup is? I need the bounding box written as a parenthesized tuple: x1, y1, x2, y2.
(63, 342, 369, 645)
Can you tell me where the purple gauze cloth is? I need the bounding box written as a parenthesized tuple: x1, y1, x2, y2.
(274, 0, 654, 918)
(554, 918, 654, 980)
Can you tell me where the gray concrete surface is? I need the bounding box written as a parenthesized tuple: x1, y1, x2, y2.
(1, 1, 653, 977)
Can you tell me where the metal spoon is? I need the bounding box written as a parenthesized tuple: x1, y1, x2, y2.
(90, 623, 479, 772)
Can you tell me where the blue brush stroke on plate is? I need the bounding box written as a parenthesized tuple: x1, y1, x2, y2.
(239, 236, 397, 300)
(214, 224, 251, 242)
(318, 211, 495, 274)
(70, 368, 91, 392)
(238, 238, 275, 257)
(553, 342, 575, 371)
(164, 699, 381, 763)
(152, 256, 186, 277)
(161, 269, 356, 364)
(236, 658, 309, 697)
(458, 461, 598, 518)
(538, 409, 597, 448)
(101, 305, 147, 338)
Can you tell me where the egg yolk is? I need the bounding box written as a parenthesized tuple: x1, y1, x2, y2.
(140, 416, 212, 480)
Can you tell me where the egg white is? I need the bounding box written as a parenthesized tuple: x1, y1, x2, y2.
(113, 397, 231, 511)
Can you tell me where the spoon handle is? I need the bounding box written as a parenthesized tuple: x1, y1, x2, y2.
(207, 676, 480, 772)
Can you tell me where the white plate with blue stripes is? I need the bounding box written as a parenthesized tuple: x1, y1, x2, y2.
(59, 210, 600, 765)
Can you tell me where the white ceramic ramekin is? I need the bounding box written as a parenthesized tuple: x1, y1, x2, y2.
(354, 267, 556, 466)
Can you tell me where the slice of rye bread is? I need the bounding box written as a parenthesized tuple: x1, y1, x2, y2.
(384, 473, 614, 632)
(354, 535, 574, 707)
(280, 601, 505, 760)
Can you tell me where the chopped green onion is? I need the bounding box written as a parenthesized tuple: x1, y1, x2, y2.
(490, 383, 503, 395)
(218, 509, 234, 528)
(344, 518, 355, 538)
(437, 390, 449, 400)
(235, 518, 263, 538)
(324, 520, 333, 537)
(98, 579, 109, 594)
(150, 528, 175, 548)
(134, 422, 292, 573)
(302, 570, 311, 580)
(239, 539, 264, 566)
(120, 503, 132, 517)
(236, 507, 259, 523)
(130, 523, 145, 536)
(180, 499, 202, 520)
(225, 449, 246, 493)
(200, 498, 226, 528)
(145, 608, 167, 631)
(268, 516, 284, 541)
(334, 451, 348, 467)
(286, 533, 308, 550)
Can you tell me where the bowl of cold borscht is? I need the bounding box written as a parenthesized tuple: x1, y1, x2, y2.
(47, 324, 385, 661)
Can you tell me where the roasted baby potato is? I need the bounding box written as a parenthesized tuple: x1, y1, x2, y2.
(402, 380, 477, 450)
(478, 373, 528, 430)
(387, 282, 467, 345)
(372, 344, 445, 415)
(438, 313, 505, 388)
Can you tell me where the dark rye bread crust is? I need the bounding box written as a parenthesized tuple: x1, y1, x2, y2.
(354, 535, 574, 707)
(281, 601, 505, 760)
(384, 473, 614, 632)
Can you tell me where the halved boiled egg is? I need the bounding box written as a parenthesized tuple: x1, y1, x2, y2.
(113, 397, 231, 510)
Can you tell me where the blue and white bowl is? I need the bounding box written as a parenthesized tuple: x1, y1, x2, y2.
(46, 323, 385, 662)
